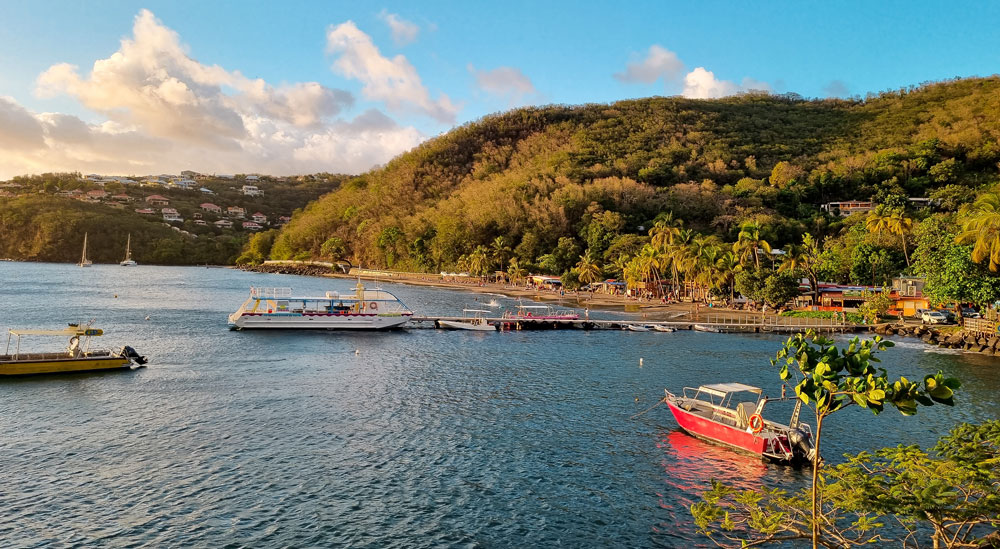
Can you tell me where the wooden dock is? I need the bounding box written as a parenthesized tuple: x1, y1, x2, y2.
(409, 314, 858, 333)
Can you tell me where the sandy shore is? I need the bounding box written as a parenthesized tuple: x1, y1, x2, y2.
(321, 270, 765, 321)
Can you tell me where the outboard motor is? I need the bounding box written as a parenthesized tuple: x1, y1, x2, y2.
(120, 346, 148, 365)
(787, 428, 815, 461)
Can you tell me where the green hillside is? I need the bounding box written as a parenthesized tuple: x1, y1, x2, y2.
(0, 174, 343, 264)
(262, 77, 1000, 283)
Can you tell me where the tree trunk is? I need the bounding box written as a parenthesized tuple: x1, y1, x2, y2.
(901, 233, 910, 267)
(811, 414, 824, 549)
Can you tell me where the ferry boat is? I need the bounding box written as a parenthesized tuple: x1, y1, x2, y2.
(228, 284, 413, 330)
(664, 382, 815, 464)
(2, 323, 147, 376)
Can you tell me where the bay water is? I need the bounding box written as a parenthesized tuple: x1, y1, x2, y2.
(1, 263, 996, 547)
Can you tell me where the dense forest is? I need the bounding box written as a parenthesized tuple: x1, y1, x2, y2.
(0, 173, 343, 264)
(255, 78, 999, 290)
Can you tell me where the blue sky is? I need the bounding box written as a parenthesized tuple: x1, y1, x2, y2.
(0, 1, 997, 178)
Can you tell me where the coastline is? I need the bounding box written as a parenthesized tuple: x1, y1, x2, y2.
(241, 262, 780, 321)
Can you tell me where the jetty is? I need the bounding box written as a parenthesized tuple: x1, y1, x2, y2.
(409, 313, 858, 333)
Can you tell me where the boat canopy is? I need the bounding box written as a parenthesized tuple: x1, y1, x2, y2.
(9, 326, 103, 337)
(697, 382, 762, 398)
(463, 309, 491, 313)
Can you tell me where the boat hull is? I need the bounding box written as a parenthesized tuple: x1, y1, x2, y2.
(230, 312, 411, 330)
(438, 320, 496, 331)
(665, 399, 767, 456)
(0, 356, 132, 376)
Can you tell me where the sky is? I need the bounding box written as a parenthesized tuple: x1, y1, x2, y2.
(0, 1, 998, 179)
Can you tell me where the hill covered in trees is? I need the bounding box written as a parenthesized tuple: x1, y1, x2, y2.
(0, 173, 343, 264)
(258, 77, 1000, 294)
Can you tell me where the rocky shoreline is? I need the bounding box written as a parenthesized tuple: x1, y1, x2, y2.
(874, 323, 999, 356)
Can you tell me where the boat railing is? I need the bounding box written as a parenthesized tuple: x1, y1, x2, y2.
(250, 287, 292, 298)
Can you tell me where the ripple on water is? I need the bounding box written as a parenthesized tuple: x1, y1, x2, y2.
(0, 263, 997, 547)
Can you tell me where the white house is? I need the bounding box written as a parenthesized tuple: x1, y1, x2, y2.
(241, 185, 263, 197)
(214, 219, 233, 228)
(242, 221, 263, 231)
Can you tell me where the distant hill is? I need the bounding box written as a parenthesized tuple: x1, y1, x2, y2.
(0, 174, 344, 264)
(263, 77, 1000, 273)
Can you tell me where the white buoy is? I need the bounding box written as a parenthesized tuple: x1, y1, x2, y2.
(144, 315, 151, 321)
(639, 357, 644, 367)
(355, 349, 360, 355)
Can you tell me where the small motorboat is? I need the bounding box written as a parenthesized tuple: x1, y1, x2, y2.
(692, 324, 721, 333)
(438, 309, 496, 331)
(653, 325, 676, 332)
(2, 323, 147, 376)
(664, 382, 814, 464)
(626, 324, 651, 332)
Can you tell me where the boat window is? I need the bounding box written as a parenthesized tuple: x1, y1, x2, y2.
(277, 300, 288, 311)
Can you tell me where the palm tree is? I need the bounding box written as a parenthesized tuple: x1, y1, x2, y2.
(957, 192, 1000, 271)
(649, 212, 683, 252)
(779, 233, 822, 305)
(507, 258, 527, 285)
(867, 208, 914, 267)
(491, 236, 512, 276)
(734, 222, 772, 269)
(467, 246, 489, 278)
(888, 210, 914, 267)
(715, 251, 741, 305)
(576, 252, 603, 287)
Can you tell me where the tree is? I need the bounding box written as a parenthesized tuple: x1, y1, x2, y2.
(915, 215, 1000, 307)
(781, 233, 823, 305)
(866, 207, 913, 267)
(507, 258, 527, 285)
(490, 236, 512, 276)
(772, 332, 959, 549)
(467, 245, 490, 277)
(693, 420, 998, 549)
(735, 222, 772, 269)
(376, 226, 403, 268)
(761, 271, 801, 309)
(320, 236, 345, 260)
(957, 192, 1000, 271)
(575, 252, 603, 286)
(856, 289, 892, 324)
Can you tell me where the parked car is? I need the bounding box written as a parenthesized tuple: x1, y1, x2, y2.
(960, 306, 981, 319)
(921, 310, 949, 324)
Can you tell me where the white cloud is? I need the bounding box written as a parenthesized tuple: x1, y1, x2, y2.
(0, 96, 46, 150)
(468, 65, 537, 105)
(0, 10, 427, 179)
(378, 10, 419, 46)
(681, 67, 771, 99)
(615, 45, 770, 99)
(613, 45, 684, 85)
(326, 20, 458, 124)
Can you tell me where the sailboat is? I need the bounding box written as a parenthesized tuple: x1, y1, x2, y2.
(79, 233, 92, 267)
(120, 234, 137, 266)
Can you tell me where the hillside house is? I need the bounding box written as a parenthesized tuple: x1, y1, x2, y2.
(200, 203, 222, 213)
(251, 212, 268, 223)
(821, 201, 873, 217)
(227, 206, 246, 218)
(85, 189, 108, 201)
(199, 187, 214, 194)
(242, 221, 263, 231)
(162, 208, 183, 222)
(194, 219, 208, 226)
(145, 195, 169, 206)
(214, 219, 233, 228)
(135, 208, 156, 215)
(112, 194, 134, 202)
(241, 185, 263, 197)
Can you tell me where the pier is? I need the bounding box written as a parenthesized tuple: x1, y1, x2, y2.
(408, 313, 859, 333)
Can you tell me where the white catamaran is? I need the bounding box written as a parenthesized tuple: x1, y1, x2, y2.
(120, 234, 137, 266)
(79, 233, 92, 267)
(228, 283, 413, 330)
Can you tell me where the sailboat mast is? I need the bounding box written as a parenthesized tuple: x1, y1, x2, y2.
(81, 233, 88, 264)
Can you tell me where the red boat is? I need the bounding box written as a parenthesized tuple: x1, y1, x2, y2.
(664, 382, 815, 464)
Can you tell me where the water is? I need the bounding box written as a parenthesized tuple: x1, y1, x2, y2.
(0, 263, 997, 548)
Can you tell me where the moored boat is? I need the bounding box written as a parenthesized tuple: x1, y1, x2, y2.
(626, 324, 651, 332)
(692, 324, 721, 333)
(79, 233, 92, 267)
(228, 283, 413, 330)
(664, 382, 815, 463)
(503, 302, 579, 321)
(2, 323, 147, 376)
(120, 234, 137, 266)
(652, 325, 676, 332)
(438, 309, 496, 331)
